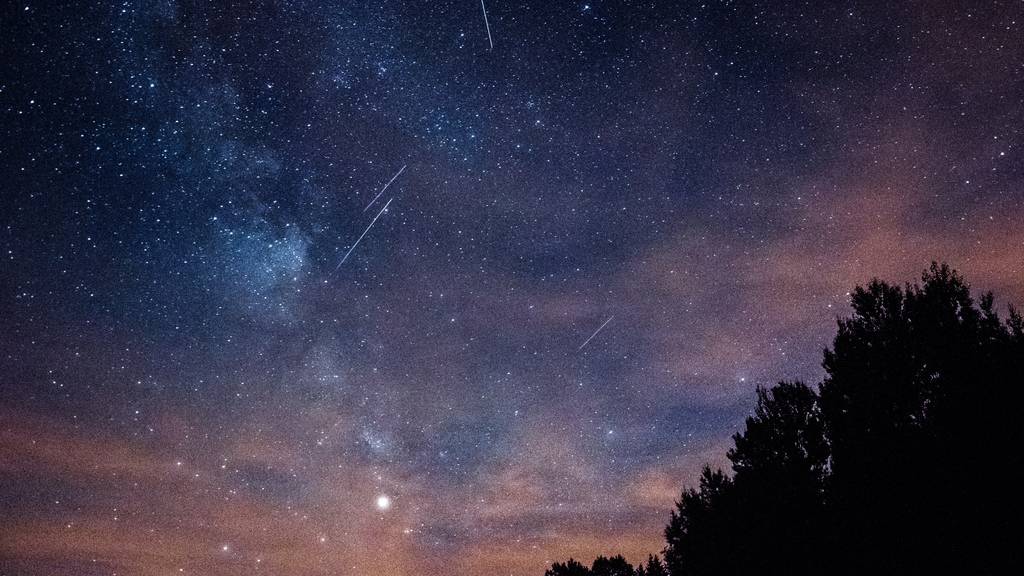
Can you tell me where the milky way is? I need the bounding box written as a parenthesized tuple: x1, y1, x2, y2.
(1, 2, 1022, 575)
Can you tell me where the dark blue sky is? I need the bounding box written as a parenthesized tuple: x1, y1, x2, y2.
(1, 1, 1022, 574)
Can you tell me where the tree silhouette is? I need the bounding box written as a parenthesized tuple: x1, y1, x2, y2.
(544, 558, 592, 576)
(590, 555, 634, 576)
(662, 263, 1024, 575)
(816, 263, 1024, 573)
(664, 382, 830, 575)
(641, 554, 667, 576)
(544, 263, 1023, 576)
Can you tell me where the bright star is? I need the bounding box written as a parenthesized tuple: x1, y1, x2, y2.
(376, 495, 391, 510)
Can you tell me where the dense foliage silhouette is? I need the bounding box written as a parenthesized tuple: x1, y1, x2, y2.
(544, 559, 593, 576)
(545, 264, 1024, 575)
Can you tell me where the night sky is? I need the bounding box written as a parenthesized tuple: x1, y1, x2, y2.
(1, 1, 1022, 575)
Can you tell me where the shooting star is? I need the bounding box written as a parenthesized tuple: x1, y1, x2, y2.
(336, 197, 394, 270)
(578, 315, 615, 351)
(364, 164, 406, 213)
(480, 0, 494, 50)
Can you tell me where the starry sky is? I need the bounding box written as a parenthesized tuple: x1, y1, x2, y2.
(1, 1, 1022, 575)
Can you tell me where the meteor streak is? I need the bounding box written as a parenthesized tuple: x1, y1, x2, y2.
(578, 315, 615, 351)
(364, 164, 406, 212)
(480, 0, 494, 50)
(336, 197, 394, 269)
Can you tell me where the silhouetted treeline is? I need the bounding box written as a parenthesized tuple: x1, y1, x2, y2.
(546, 264, 1024, 575)
(546, 554, 667, 576)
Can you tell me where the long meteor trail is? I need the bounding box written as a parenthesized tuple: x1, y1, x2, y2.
(480, 0, 494, 50)
(336, 197, 394, 269)
(364, 164, 406, 212)
(578, 315, 615, 351)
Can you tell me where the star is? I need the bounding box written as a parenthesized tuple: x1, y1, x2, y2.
(2, 1, 1022, 575)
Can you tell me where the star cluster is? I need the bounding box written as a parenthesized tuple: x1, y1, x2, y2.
(1, 1, 1022, 575)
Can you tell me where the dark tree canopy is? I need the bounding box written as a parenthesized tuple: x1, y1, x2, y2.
(590, 555, 634, 576)
(633, 554, 667, 576)
(813, 264, 1024, 573)
(641, 555, 666, 576)
(544, 264, 1024, 576)
(544, 559, 592, 576)
(544, 556, 636, 576)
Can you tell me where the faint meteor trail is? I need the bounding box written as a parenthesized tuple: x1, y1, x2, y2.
(578, 315, 615, 351)
(480, 0, 494, 50)
(336, 197, 394, 269)
(364, 164, 406, 212)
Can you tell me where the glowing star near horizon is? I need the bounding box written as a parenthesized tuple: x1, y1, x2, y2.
(376, 495, 391, 510)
